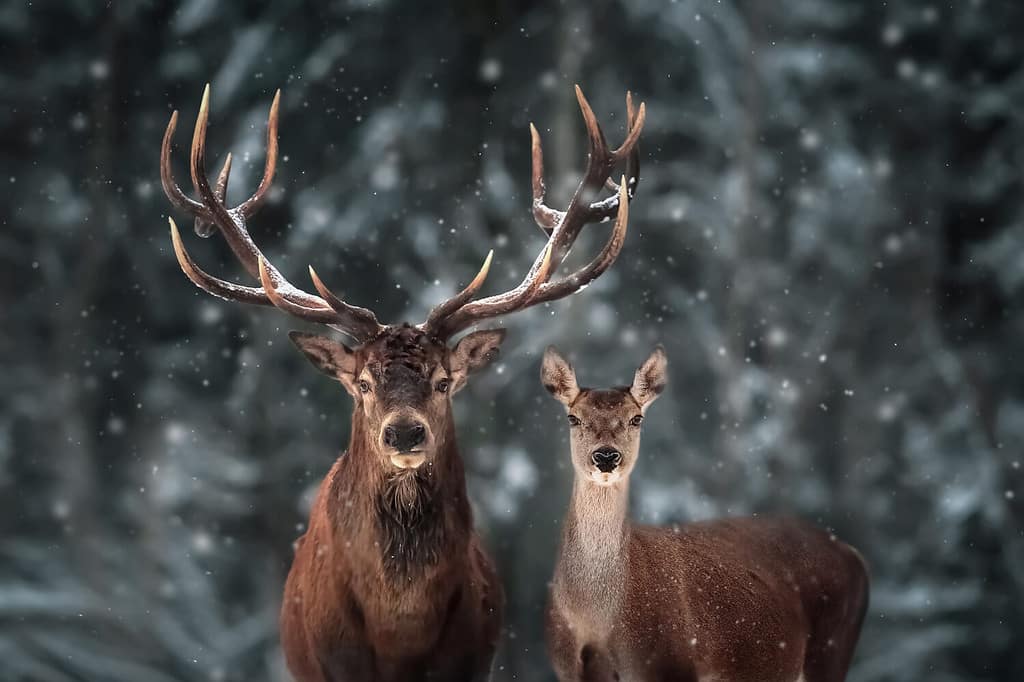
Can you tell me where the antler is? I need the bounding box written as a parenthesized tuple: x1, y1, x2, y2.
(160, 85, 384, 343)
(532, 89, 643, 238)
(422, 86, 645, 339)
(162, 84, 643, 345)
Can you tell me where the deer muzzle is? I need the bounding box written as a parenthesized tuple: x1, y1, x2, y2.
(382, 417, 430, 469)
(591, 447, 622, 473)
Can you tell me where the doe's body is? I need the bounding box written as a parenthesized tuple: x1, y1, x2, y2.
(540, 347, 868, 682)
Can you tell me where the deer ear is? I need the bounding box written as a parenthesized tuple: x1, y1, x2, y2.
(289, 331, 359, 395)
(541, 346, 579, 405)
(631, 345, 668, 408)
(449, 329, 507, 394)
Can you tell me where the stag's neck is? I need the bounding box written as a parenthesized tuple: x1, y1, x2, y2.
(554, 476, 631, 634)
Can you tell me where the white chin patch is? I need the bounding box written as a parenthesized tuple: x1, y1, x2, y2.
(389, 454, 427, 469)
(590, 470, 620, 486)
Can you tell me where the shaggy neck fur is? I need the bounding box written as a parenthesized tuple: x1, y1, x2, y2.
(555, 475, 631, 634)
(331, 405, 471, 580)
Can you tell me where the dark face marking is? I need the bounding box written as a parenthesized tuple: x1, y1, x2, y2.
(366, 329, 440, 412)
(582, 388, 631, 410)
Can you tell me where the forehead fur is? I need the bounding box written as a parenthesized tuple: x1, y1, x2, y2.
(577, 387, 635, 410)
(363, 325, 446, 377)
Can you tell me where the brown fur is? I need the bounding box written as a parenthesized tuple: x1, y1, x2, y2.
(541, 347, 869, 682)
(281, 326, 505, 681)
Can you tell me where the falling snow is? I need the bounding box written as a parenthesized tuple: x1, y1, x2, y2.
(3, 2, 1023, 681)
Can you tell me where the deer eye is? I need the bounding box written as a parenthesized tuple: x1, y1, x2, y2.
(358, 380, 371, 394)
(629, 415, 643, 426)
(567, 415, 581, 427)
(436, 379, 450, 394)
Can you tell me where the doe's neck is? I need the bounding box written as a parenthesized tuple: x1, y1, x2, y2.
(566, 476, 630, 544)
(555, 473, 632, 620)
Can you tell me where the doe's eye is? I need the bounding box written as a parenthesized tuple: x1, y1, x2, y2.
(629, 415, 644, 426)
(358, 380, 371, 394)
(567, 415, 581, 426)
(436, 379, 451, 394)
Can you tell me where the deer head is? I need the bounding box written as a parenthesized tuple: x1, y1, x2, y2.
(541, 346, 667, 486)
(160, 84, 645, 474)
(288, 326, 506, 470)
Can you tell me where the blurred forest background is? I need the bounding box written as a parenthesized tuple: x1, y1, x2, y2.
(2, 0, 1023, 680)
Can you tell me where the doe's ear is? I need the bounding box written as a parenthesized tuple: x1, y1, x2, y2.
(449, 328, 507, 394)
(289, 331, 359, 396)
(631, 345, 668, 408)
(541, 346, 580, 406)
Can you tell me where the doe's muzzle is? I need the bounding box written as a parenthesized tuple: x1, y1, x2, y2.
(591, 447, 622, 473)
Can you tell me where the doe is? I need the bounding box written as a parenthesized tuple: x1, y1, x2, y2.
(541, 346, 869, 682)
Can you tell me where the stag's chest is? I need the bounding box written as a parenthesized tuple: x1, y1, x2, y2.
(357, 567, 472, 653)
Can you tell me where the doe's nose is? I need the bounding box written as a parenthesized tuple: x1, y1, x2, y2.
(383, 421, 427, 452)
(591, 447, 622, 472)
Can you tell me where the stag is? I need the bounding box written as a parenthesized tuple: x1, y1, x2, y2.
(160, 84, 645, 681)
(540, 347, 869, 682)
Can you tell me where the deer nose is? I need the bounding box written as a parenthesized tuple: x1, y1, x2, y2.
(591, 447, 622, 472)
(383, 421, 427, 452)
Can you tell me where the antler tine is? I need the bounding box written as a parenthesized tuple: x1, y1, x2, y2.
(613, 92, 645, 161)
(161, 110, 211, 219)
(258, 258, 359, 325)
(530, 123, 563, 234)
(574, 84, 610, 163)
(308, 265, 388, 340)
(421, 250, 493, 335)
(193, 152, 232, 238)
(162, 85, 385, 343)
(169, 217, 275, 306)
(258, 259, 380, 342)
(187, 84, 261, 281)
(237, 89, 280, 217)
(610, 92, 644, 193)
(435, 244, 554, 339)
(531, 89, 645, 237)
(214, 152, 234, 201)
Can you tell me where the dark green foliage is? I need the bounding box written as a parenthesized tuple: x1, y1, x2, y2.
(1, 1, 1022, 680)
